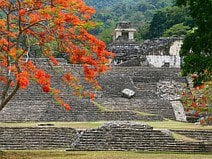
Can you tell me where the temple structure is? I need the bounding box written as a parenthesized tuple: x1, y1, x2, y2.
(108, 22, 183, 68)
(113, 21, 136, 43)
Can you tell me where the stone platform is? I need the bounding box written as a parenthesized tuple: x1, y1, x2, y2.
(0, 122, 211, 152)
(0, 59, 187, 122)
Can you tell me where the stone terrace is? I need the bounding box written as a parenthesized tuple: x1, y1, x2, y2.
(0, 86, 161, 122)
(0, 127, 76, 150)
(0, 59, 211, 152)
(0, 59, 164, 122)
(0, 122, 211, 152)
(0, 59, 188, 122)
(172, 130, 212, 142)
(108, 37, 183, 63)
(70, 122, 211, 152)
(96, 66, 187, 120)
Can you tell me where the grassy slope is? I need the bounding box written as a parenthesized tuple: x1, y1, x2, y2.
(0, 120, 211, 130)
(1, 151, 212, 159)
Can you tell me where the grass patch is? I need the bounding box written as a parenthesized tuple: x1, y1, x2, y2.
(134, 110, 157, 116)
(0, 120, 212, 130)
(0, 122, 104, 129)
(0, 150, 212, 159)
(141, 119, 212, 130)
(92, 101, 157, 116)
(91, 101, 109, 111)
(171, 132, 200, 142)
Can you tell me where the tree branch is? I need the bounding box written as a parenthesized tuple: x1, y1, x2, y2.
(1, 79, 12, 103)
(0, 83, 19, 112)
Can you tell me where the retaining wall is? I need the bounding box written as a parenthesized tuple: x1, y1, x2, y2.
(0, 122, 211, 152)
(0, 60, 187, 122)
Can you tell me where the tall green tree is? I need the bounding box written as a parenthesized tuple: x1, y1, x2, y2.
(85, 0, 174, 43)
(163, 23, 190, 37)
(176, 0, 212, 86)
(146, 6, 191, 39)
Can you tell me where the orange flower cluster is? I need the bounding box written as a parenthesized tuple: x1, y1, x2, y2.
(49, 56, 59, 66)
(16, 71, 29, 89)
(34, 70, 51, 93)
(181, 81, 211, 124)
(0, 76, 8, 83)
(0, 0, 114, 111)
(49, 88, 71, 110)
(62, 72, 74, 83)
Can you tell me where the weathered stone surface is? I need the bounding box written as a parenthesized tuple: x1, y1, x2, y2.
(171, 101, 187, 122)
(121, 88, 135, 98)
(1, 64, 189, 121)
(70, 121, 211, 152)
(113, 21, 136, 43)
(172, 130, 212, 142)
(0, 122, 211, 152)
(157, 80, 184, 101)
(96, 67, 187, 120)
(0, 127, 76, 150)
(108, 37, 183, 67)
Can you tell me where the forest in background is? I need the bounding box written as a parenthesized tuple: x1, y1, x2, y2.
(0, 0, 194, 43)
(84, 0, 194, 43)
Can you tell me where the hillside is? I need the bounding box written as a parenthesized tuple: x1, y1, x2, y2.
(84, 0, 174, 43)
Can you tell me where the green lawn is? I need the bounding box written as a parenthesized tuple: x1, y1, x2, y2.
(143, 120, 212, 130)
(1, 151, 212, 159)
(0, 120, 211, 130)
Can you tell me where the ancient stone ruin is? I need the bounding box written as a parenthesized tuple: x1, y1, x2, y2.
(112, 21, 136, 43)
(109, 22, 182, 68)
(0, 59, 187, 122)
(0, 22, 211, 152)
(0, 57, 211, 151)
(70, 122, 211, 152)
(0, 121, 211, 151)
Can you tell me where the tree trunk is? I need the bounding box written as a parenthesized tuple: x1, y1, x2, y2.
(0, 85, 19, 112)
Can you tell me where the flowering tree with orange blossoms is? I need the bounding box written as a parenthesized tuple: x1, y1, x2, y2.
(0, 0, 114, 111)
(181, 78, 212, 125)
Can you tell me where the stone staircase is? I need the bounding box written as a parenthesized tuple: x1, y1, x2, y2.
(95, 98, 174, 119)
(70, 122, 211, 152)
(172, 130, 212, 142)
(95, 66, 185, 119)
(0, 127, 75, 150)
(0, 82, 162, 122)
(134, 82, 157, 92)
(0, 60, 188, 122)
(0, 122, 211, 152)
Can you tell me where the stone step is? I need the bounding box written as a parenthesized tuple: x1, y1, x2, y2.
(134, 82, 157, 91)
(171, 130, 212, 141)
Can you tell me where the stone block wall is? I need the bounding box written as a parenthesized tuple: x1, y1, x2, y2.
(0, 59, 187, 122)
(0, 93, 162, 122)
(108, 37, 183, 67)
(0, 122, 211, 152)
(0, 127, 76, 150)
(172, 130, 212, 142)
(0, 71, 163, 122)
(95, 98, 174, 119)
(70, 122, 211, 152)
(96, 66, 187, 120)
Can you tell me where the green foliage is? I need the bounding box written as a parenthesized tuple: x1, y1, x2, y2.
(136, 23, 150, 41)
(1, 150, 212, 159)
(181, 54, 212, 86)
(145, 6, 192, 39)
(176, 0, 212, 86)
(177, 0, 212, 124)
(97, 27, 114, 44)
(0, 11, 4, 18)
(163, 23, 190, 37)
(181, 81, 212, 124)
(84, 0, 174, 42)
